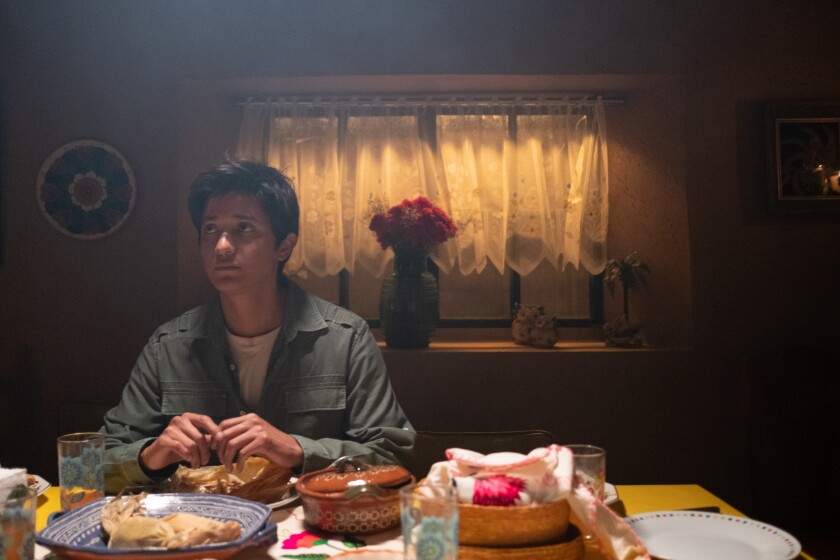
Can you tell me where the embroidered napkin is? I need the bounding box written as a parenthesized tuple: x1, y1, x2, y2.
(424, 444, 650, 560)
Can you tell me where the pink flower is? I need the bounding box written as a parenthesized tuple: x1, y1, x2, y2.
(472, 474, 527, 506)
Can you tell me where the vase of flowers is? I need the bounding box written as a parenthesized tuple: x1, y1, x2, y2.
(603, 251, 650, 347)
(369, 196, 457, 348)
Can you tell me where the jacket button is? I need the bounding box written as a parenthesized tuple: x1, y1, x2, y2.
(229, 363, 236, 371)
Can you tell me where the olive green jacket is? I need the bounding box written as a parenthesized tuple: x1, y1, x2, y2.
(101, 280, 414, 494)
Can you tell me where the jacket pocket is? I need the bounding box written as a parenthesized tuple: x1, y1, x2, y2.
(161, 381, 227, 417)
(285, 384, 346, 413)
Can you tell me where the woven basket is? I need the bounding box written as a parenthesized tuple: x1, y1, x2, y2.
(458, 498, 570, 547)
(459, 523, 584, 560)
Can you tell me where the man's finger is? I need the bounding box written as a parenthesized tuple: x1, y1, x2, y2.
(233, 442, 261, 473)
(221, 432, 253, 472)
(174, 418, 213, 466)
(185, 413, 221, 435)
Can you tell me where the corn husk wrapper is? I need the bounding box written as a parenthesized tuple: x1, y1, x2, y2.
(169, 457, 293, 504)
(102, 494, 242, 549)
(107, 516, 176, 549)
(162, 513, 241, 547)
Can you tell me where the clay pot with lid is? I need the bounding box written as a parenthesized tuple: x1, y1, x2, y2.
(295, 456, 415, 535)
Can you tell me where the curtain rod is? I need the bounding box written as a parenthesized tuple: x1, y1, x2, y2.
(236, 92, 625, 108)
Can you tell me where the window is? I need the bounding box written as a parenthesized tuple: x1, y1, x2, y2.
(236, 95, 610, 328)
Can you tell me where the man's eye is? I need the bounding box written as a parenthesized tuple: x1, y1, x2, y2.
(202, 224, 219, 235)
(238, 223, 254, 233)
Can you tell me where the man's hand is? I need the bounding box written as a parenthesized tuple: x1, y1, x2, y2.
(140, 412, 220, 471)
(214, 413, 304, 472)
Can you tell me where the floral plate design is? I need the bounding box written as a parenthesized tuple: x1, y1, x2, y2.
(36, 139, 136, 239)
(27, 474, 51, 496)
(36, 493, 276, 560)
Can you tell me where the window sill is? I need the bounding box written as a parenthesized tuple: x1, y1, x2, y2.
(372, 328, 686, 352)
(377, 340, 599, 351)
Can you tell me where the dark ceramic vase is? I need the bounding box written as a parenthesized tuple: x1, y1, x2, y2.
(379, 250, 439, 349)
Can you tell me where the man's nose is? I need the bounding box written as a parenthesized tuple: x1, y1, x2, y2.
(215, 232, 234, 255)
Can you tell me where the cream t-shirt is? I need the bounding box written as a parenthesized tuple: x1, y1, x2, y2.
(225, 326, 281, 411)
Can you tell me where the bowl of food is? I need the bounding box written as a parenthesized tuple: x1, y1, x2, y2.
(295, 456, 414, 535)
(36, 493, 275, 560)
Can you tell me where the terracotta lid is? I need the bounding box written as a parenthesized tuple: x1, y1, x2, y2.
(297, 456, 413, 497)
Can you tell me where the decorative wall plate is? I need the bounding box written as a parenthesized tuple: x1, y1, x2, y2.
(36, 139, 136, 239)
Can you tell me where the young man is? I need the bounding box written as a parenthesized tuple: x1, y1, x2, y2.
(102, 156, 414, 493)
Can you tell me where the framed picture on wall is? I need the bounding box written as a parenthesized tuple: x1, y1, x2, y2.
(766, 100, 840, 214)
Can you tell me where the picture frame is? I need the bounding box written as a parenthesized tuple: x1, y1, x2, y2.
(766, 100, 840, 214)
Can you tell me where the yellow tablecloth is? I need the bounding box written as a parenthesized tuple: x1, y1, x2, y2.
(35, 487, 60, 532)
(35, 484, 815, 559)
(615, 484, 746, 516)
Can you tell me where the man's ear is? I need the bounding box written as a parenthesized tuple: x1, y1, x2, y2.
(277, 233, 298, 262)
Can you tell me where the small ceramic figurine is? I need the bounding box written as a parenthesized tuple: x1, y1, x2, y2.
(511, 303, 544, 345)
(529, 314, 558, 348)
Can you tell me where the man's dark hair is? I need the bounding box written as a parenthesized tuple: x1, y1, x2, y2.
(188, 154, 300, 253)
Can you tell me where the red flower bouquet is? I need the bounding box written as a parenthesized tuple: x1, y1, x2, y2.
(368, 196, 457, 252)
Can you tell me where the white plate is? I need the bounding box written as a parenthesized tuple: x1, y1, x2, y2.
(29, 474, 51, 496)
(266, 489, 299, 510)
(625, 510, 801, 560)
(603, 482, 618, 505)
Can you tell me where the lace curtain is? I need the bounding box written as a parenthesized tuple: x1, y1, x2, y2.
(235, 99, 608, 278)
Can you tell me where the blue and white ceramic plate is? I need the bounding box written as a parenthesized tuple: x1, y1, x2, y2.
(36, 493, 276, 560)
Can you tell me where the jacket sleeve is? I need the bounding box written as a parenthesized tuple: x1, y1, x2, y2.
(292, 325, 415, 473)
(100, 334, 176, 494)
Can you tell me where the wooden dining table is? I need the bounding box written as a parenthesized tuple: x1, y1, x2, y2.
(34, 484, 815, 560)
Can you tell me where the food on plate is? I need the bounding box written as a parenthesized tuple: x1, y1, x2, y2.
(101, 493, 242, 549)
(101, 493, 147, 535)
(159, 513, 242, 547)
(169, 456, 293, 504)
(108, 516, 176, 549)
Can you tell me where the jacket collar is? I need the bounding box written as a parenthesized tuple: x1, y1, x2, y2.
(201, 277, 328, 343)
(277, 277, 328, 343)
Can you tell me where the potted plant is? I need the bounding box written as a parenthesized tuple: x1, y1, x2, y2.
(603, 251, 650, 347)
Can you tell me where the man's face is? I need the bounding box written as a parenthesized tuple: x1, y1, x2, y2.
(199, 193, 295, 296)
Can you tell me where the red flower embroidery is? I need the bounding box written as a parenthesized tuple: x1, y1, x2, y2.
(281, 530, 322, 549)
(368, 196, 457, 252)
(472, 474, 527, 506)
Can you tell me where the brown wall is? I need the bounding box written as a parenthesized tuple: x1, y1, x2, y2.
(2, 0, 838, 535)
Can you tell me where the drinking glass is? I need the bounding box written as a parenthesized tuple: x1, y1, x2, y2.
(566, 444, 606, 500)
(1, 486, 37, 560)
(399, 482, 458, 560)
(57, 432, 105, 511)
